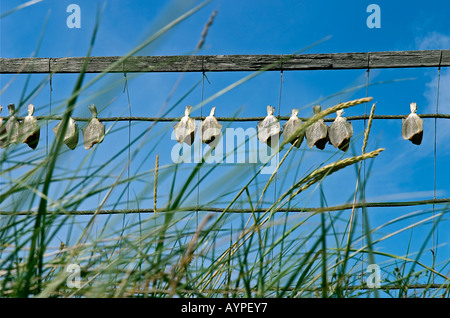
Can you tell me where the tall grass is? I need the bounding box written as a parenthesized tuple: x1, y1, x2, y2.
(0, 2, 448, 298)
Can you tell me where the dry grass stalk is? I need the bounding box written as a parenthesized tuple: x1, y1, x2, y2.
(201, 148, 384, 290)
(362, 103, 376, 154)
(169, 213, 213, 297)
(196, 10, 218, 50)
(293, 148, 384, 196)
(347, 102, 377, 246)
(154, 154, 159, 215)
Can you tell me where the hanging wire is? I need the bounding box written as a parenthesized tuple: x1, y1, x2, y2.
(196, 70, 210, 210)
(195, 69, 207, 273)
(123, 68, 132, 213)
(432, 51, 442, 284)
(275, 69, 283, 203)
(361, 56, 370, 282)
(273, 68, 284, 262)
(197, 72, 204, 212)
(119, 67, 137, 258)
(47, 66, 52, 158)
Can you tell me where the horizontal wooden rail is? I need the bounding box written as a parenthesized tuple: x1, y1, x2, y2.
(1, 198, 448, 216)
(1, 113, 450, 123)
(1, 50, 449, 74)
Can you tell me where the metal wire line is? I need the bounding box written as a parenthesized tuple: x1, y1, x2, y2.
(2, 113, 450, 123)
(1, 197, 449, 215)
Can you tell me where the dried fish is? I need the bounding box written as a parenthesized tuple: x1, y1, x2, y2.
(174, 106, 196, 145)
(21, 104, 40, 150)
(82, 104, 105, 150)
(257, 105, 281, 148)
(402, 102, 423, 145)
(328, 109, 353, 152)
(53, 117, 79, 150)
(201, 107, 222, 146)
(1, 104, 20, 149)
(305, 105, 328, 150)
(282, 108, 304, 148)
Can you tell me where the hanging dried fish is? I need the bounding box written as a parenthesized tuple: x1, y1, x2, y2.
(257, 105, 281, 147)
(402, 102, 423, 145)
(0, 105, 5, 148)
(305, 105, 328, 150)
(200, 107, 222, 146)
(328, 109, 353, 152)
(82, 104, 105, 150)
(53, 117, 79, 150)
(1, 104, 20, 149)
(282, 109, 304, 148)
(174, 105, 196, 145)
(21, 104, 40, 150)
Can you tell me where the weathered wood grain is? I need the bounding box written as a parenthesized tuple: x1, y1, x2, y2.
(1, 50, 448, 74)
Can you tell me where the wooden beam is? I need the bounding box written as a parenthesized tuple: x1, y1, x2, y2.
(1, 50, 449, 74)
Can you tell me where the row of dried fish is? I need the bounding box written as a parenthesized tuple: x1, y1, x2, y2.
(173, 104, 354, 150)
(257, 105, 354, 151)
(1, 102, 424, 151)
(0, 104, 105, 150)
(174, 106, 223, 146)
(174, 102, 424, 149)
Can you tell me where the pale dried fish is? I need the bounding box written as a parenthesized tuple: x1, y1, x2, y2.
(282, 108, 304, 148)
(201, 107, 222, 147)
(1, 104, 20, 149)
(306, 105, 328, 150)
(21, 104, 40, 150)
(328, 109, 353, 152)
(82, 104, 105, 150)
(257, 105, 281, 147)
(53, 117, 79, 150)
(402, 102, 423, 145)
(174, 106, 196, 145)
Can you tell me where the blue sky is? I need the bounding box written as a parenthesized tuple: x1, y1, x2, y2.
(1, 0, 450, 56)
(1, 0, 449, 287)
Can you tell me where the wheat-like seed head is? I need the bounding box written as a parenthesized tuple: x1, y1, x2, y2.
(294, 147, 385, 195)
(281, 97, 373, 148)
(362, 103, 377, 154)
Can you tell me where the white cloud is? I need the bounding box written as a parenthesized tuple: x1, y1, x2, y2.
(415, 31, 450, 50)
(415, 32, 450, 150)
(367, 190, 446, 202)
(424, 67, 450, 114)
